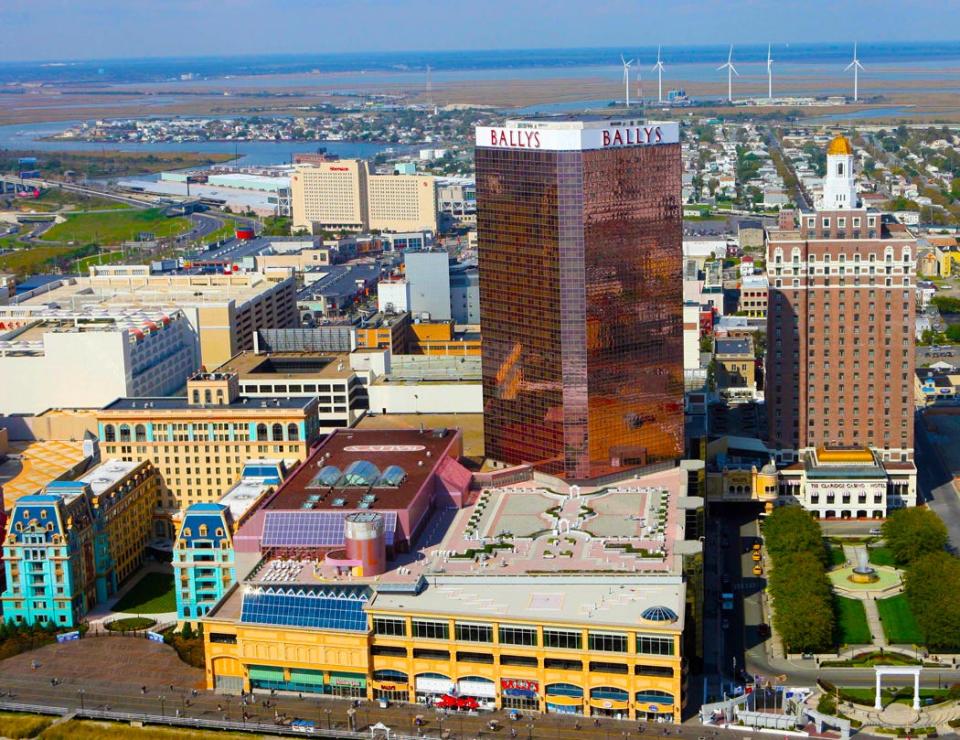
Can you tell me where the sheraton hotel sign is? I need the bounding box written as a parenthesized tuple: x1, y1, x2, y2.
(476, 120, 679, 152)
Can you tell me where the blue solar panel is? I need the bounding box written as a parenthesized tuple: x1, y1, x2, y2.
(240, 586, 369, 631)
(261, 511, 397, 547)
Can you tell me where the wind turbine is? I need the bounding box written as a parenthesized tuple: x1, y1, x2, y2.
(621, 54, 634, 106)
(766, 44, 774, 101)
(845, 42, 864, 102)
(652, 45, 665, 104)
(717, 45, 739, 103)
(636, 64, 644, 106)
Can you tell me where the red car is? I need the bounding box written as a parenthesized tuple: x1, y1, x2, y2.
(435, 695, 479, 711)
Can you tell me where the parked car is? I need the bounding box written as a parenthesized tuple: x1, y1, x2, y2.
(435, 695, 479, 711)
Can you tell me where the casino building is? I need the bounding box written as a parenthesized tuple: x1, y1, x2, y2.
(475, 117, 684, 481)
(763, 134, 917, 516)
(200, 429, 703, 723)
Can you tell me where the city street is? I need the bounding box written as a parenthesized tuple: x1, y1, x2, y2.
(916, 412, 960, 552)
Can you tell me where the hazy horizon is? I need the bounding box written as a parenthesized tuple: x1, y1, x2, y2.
(3, 0, 960, 63)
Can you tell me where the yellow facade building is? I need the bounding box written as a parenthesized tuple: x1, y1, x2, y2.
(96, 373, 320, 526)
(408, 320, 481, 356)
(201, 459, 699, 723)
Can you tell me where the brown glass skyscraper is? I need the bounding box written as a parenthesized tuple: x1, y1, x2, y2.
(476, 118, 683, 480)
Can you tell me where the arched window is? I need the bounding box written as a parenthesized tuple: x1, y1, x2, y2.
(134, 424, 146, 442)
(204, 389, 212, 404)
(119, 425, 131, 442)
(104, 425, 116, 443)
(837, 162, 844, 176)
(256, 423, 268, 441)
(287, 423, 299, 441)
(192, 390, 200, 404)
(272, 423, 283, 441)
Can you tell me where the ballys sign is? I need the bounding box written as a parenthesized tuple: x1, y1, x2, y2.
(476, 122, 678, 151)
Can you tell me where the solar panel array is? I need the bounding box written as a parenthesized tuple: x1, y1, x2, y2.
(261, 510, 397, 547)
(240, 586, 369, 631)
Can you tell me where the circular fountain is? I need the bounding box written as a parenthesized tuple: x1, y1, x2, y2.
(848, 548, 880, 584)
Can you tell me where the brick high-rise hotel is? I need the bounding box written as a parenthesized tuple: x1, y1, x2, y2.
(765, 134, 916, 464)
(475, 117, 684, 480)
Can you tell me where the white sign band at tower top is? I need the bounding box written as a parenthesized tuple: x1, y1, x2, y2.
(476, 119, 680, 152)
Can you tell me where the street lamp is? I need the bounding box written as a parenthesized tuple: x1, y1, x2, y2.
(78, 689, 85, 712)
(158, 695, 166, 718)
(324, 707, 332, 729)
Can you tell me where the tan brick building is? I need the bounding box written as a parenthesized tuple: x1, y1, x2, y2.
(765, 135, 915, 464)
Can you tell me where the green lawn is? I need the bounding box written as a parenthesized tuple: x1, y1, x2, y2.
(41, 208, 190, 245)
(877, 594, 924, 645)
(111, 572, 175, 615)
(34, 188, 130, 211)
(868, 546, 896, 567)
(0, 245, 78, 275)
(838, 686, 949, 707)
(104, 616, 156, 632)
(835, 595, 872, 645)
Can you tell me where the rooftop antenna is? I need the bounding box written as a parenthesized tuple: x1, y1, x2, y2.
(845, 42, 864, 102)
(652, 45, 665, 104)
(620, 54, 634, 107)
(767, 43, 774, 101)
(716, 44, 738, 103)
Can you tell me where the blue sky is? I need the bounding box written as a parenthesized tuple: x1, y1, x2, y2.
(4, 0, 959, 61)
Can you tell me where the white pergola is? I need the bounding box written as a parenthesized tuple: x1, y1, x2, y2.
(874, 666, 921, 711)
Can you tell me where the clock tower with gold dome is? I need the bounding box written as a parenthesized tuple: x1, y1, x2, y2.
(820, 134, 859, 210)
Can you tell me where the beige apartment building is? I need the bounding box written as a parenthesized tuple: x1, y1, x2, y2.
(367, 174, 438, 233)
(10, 268, 299, 369)
(96, 372, 320, 522)
(292, 160, 437, 233)
(291, 160, 369, 232)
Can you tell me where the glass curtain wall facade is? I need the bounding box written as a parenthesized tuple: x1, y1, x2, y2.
(477, 127, 682, 480)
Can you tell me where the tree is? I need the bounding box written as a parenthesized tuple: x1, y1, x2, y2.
(904, 552, 960, 649)
(762, 505, 827, 565)
(932, 295, 960, 314)
(882, 507, 948, 566)
(181, 622, 194, 640)
(767, 550, 835, 652)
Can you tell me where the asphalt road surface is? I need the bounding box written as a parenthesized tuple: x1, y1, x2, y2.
(916, 411, 960, 553)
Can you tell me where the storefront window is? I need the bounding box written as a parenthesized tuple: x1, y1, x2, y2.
(588, 631, 627, 653)
(636, 633, 674, 656)
(455, 622, 493, 643)
(412, 619, 449, 640)
(544, 629, 581, 650)
(499, 624, 538, 646)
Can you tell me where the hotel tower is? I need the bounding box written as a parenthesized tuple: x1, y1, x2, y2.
(475, 117, 684, 480)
